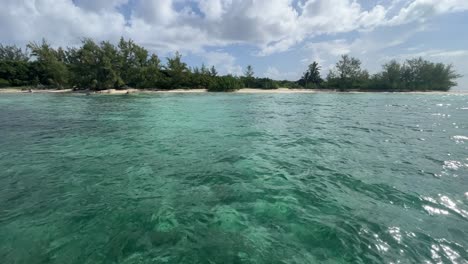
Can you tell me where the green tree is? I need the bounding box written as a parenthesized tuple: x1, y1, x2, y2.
(244, 65, 254, 88)
(327, 55, 369, 90)
(188, 64, 213, 89)
(256, 78, 279, 89)
(97, 41, 124, 89)
(208, 75, 243, 92)
(137, 54, 162, 88)
(118, 38, 150, 87)
(369, 57, 460, 91)
(67, 39, 123, 90)
(299, 61, 322, 88)
(429, 62, 460, 91)
(28, 40, 69, 88)
(0, 44, 29, 61)
(401, 58, 460, 91)
(164, 52, 189, 89)
(197, 64, 214, 88)
(0, 38, 461, 92)
(210, 65, 218, 77)
(201, 64, 209, 75)
(67, 39, 100, 89)
(0, 60, 31, 87)
(0, 44, 31, 87)
(336, 55, 362, 80)
(381, 60, 401, 90)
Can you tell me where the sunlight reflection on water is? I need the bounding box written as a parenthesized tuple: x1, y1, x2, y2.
(0, 93, 467, 263)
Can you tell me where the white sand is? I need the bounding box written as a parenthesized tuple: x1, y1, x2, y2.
(1, 88, 467, 94)
(0, 88, 73, 93)
(236, 88, 319, 93)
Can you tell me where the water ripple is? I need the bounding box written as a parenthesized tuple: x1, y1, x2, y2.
(0, 93, 467, 263)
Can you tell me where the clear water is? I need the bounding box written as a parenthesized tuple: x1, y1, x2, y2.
(0, 93, 467, 263)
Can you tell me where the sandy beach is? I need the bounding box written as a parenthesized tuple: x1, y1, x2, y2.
(1, 88, 467, 95)
(0, 88, 74, 94)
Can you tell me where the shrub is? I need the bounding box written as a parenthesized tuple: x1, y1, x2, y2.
(208, 75, 243, 92)
(0, 78, 10, 88)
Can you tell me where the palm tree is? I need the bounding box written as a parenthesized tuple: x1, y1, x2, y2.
(300, 61, 322, 88)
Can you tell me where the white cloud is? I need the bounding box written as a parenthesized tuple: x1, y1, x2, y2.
(264, 67, 281, 79)
(385, 49, 468, 59)
(299, 0, 387, 34)
(74, 0, 128, 11)
(306, 39, 352, 57)
(302, 22, 431, 73)
(1, 0, 467, 55)
(0, 0, 127, 46)
(387, 0, 468, 25)
(198, 0, 225, 20)
(134, 0, 177, 25)
(199, 50, 243, 76)
(302, 35, 468, 89)
(302, 39, 354, 72)
(264, 66, 299, 80)
(429, 50, 468, 57)
(0, 0, 467, 87)
(258, 0, 388, 55)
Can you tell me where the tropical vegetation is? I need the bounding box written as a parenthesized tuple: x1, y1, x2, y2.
(0, 39, 461, 91)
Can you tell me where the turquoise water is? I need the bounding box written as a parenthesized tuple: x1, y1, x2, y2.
(0, 93, 467, 263)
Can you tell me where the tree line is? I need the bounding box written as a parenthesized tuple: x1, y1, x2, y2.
(299, 55, 460, 91)
(0, 38, 461, 92)
(0, 38, 288, 92)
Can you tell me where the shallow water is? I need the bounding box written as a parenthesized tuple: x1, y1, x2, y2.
(0, 93, 467, 263)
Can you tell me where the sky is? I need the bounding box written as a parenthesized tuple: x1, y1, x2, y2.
(1, 0, 467, 89)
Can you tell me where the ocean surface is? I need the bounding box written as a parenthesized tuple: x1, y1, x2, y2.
(0, 93, 467, 264)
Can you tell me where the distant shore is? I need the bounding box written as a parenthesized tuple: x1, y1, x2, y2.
(1, 88, 467, 95)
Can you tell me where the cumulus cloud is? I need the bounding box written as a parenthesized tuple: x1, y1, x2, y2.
(198, 0, 226, 20)
(264, 66, 299, 80)
(387, 0, 468, 25)
(199, 50, 244, 76)
(73, 0, 128, 11)
(134, 0, 177, 25)
(302, 30, 468, 89)
(256, 0, 388, 55)
(299, 0, 387, 34)
(0, 0, 127, 46)
(0, 0, 467, 57)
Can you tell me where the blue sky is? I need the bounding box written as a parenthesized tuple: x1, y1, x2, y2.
(1, 0, 468, 89)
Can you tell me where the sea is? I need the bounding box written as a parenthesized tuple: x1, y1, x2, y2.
(0, 92, 467, 263)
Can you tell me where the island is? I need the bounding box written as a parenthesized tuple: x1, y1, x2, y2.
(0, 38, 461, 93)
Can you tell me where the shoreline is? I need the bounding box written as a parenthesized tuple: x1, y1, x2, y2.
(1, 88, 467, 95)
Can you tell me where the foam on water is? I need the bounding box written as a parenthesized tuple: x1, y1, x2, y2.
(453, 135, 468, 141)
